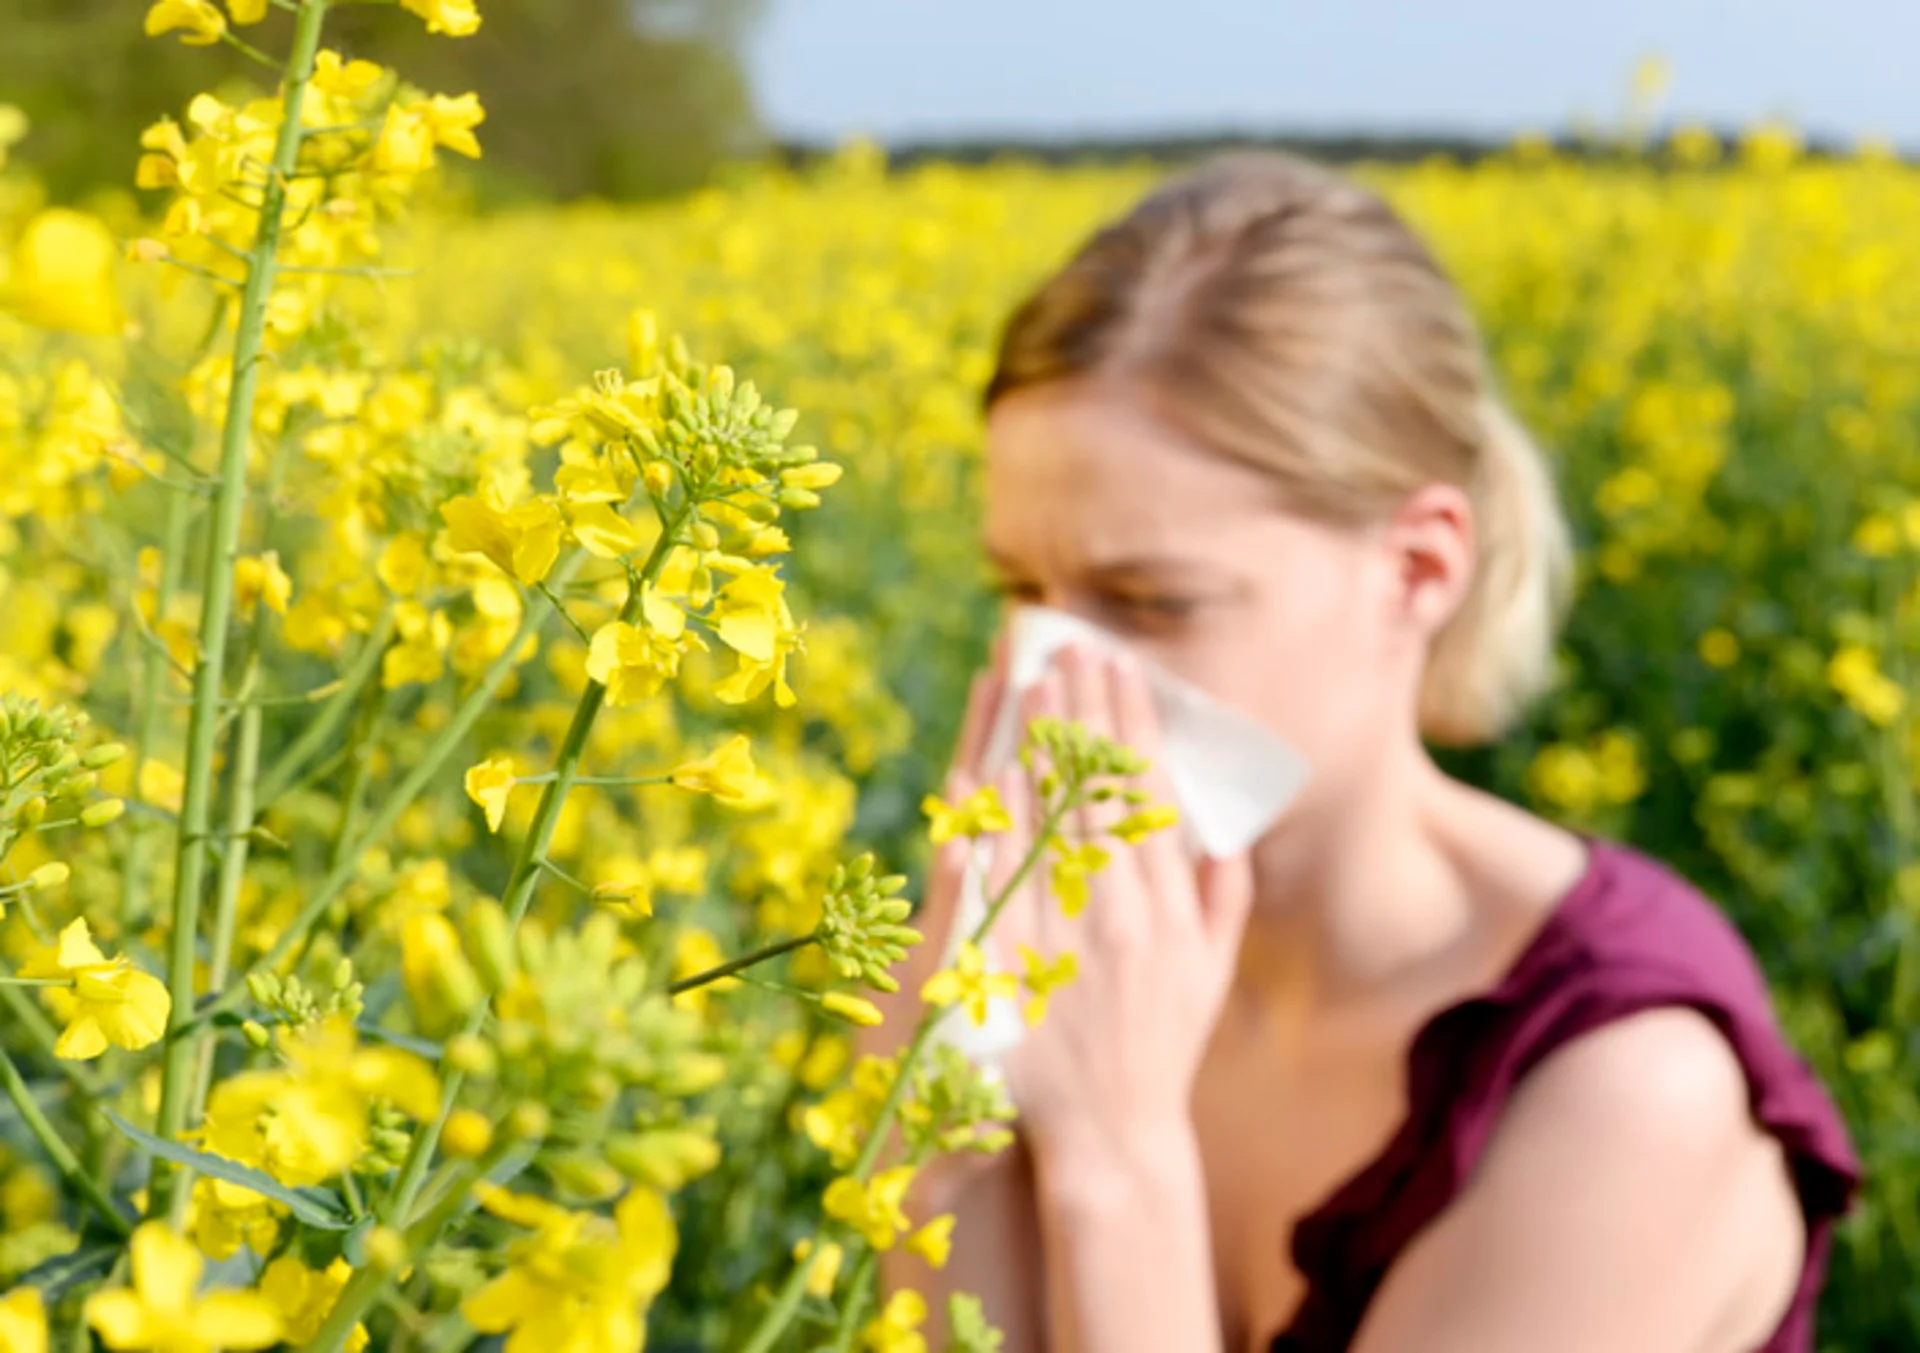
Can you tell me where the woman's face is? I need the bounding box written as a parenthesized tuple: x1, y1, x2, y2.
(982, 381, 1455, 803)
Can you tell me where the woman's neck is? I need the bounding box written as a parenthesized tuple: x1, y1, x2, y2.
(1234, 744, 1488, 1020)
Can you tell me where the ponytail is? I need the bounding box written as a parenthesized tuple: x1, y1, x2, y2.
(1419, 396, 1574, 745)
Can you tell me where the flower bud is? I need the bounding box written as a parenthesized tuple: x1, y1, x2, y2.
(605, 1128, 722, 1190)
(444, 1033, 497, 1078)
(549, 1153, 623, 1199)
(820, 992, 883, 1027)
(246, 971, 281, 1007)
(690, 520, 720, 551)
(401, 912, 482, 1038)
(79, 799, 125, 828)
(641, 462, 673, 497)
(440, 1108, 494, 1159)
(363, 1226, 408, 1273)
(16, 797, 45, 830)
(82, 742, 128, 770)
(27, 862, 70, 891)
(505, 1101, 551, 1142)
(242, 1020, 273, 1050)
(466, 899, 515, 992)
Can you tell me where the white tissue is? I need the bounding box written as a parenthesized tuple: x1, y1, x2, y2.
(928, 606, 1312, 1080)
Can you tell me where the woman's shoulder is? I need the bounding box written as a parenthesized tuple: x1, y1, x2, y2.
(1465, 835, 1859, 1211)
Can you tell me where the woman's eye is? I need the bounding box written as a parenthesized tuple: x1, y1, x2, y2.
(1107, 595, 1200, 625)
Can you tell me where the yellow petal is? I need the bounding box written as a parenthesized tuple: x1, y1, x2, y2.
(84, 1290, 154, 1349)
(193, 1293, 283, 1349)
(130, 1222, 204, 1312)
(54, 1015, 110, 1061)
(55, 917, 108, 970)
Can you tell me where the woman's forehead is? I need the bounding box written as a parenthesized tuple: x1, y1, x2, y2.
(983, 384, 1282, 561)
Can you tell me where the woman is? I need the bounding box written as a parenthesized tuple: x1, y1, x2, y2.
(865, 152, 1858, 1352)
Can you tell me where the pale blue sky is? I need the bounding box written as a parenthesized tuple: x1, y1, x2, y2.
(746, 1, 1919, 147)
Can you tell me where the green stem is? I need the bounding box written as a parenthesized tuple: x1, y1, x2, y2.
(188, 552, 586, 1030)
(827, 1250, 878, 1353)
(123, 491, 192, 930)
(189, 636, 267, 1114)
(665, 933, 816, 996)
(328, 682, 390, 872)
(738, 801, 1070, 1353)
(254, 608, 396, 808)
(0, 1044, 132, 1237)
(147, 0, 332, 1222)
(308, 529, 687, 1352)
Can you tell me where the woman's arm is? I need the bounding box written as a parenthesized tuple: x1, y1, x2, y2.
(1353, 1008, 1806, 1353)
(1028, 1118, 1223, 1353)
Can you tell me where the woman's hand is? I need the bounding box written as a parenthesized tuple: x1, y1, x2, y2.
(858, 644, 1007, 1067)
(993, 643, 1255, 1156)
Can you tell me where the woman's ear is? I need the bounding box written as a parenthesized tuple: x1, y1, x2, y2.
(1382, 482, 1474, 639)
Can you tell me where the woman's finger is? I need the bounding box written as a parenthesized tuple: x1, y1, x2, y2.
(953, 665, 1007, 783)
(985, 766, 1038, 962)
(1107, 653, 1189, 910)
(1196, 851, 1257, 962)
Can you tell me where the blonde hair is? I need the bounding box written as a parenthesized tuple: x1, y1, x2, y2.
(984, 151, 1572, 745)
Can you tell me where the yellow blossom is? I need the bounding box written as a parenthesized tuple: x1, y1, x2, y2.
(921, 941, 1018, 1027)
(257, 1256, 366, 1353)
(401, 0, 481, 37)
(861, 1289, 928, 1353)
(461, 1185, 676, 1353)
(1830, 644, 1906, 726)
(903, 1213, 955, 1269)
(585, 588, 701, 706)
(197, 1018, 439, 1186)
(17, 918, 171, 1060)
(464, 755, 518, 832)
(1109, 804, 1179, 845)
(922, 785, 1012, 843)
(708, 567, 802, 707)
(0, 1287, 48, 1353)
(1048, 841, 1109, 917)
(1017, 946, 1079, 1026)
(143, 0, 226, 46)
(311, 51, 385, 100)
(225, 0, 267, 24)
(232, 552, 291, 618)
(792, 1237, 845, 1298)
(822, 1166, 915, 1250)
(668, 734, 772, 807)
(2, 209, 121, 335)
(85, 1223, 282, 1353)
(440, 486, 562, 586)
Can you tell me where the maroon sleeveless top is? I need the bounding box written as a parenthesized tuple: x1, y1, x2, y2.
(1272, 838, 1859, 1352)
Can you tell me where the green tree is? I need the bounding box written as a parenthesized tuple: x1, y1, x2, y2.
(0, 0, 765, 203)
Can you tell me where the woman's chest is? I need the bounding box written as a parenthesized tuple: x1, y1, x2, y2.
(1191, 1021, 1411, 1353)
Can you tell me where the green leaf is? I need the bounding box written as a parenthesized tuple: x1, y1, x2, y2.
(104, 1110, 353, 1230)
(15, 1242, 118, 1300)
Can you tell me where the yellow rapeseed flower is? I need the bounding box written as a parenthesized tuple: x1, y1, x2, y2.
(401, 0, 481, 37)
(463, 755, 518, 832)
(668, 734, 772, 808)
(921, 785, 1012, 843)
(143, 0, 226, 46)
(232, 552, 291, 618)
(1017, 945, 1078, 1026)
(821, 1166, 915, 1250)
(257, 1256, 366, 1353)
(439, 486, 562, 587)
(85, 1223, 281, 1353)
(903, 1213, 955, 1269)
(0, 1287, 48, 1353)
(17, 918, 171, 1060)
(585, 588, 702, 706)
(461, 1185, 676, 1353)
(861, 1289, 929, 1353)
(2, 209, 121, 335)
(920, 942, 1017, 1027)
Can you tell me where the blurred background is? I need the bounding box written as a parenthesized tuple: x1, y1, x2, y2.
(4, 1, 1919, 1346)
(8, 0, 1917, 203)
